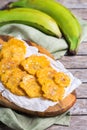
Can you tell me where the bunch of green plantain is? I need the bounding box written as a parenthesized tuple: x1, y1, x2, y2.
(0, 0, 82, 55)
(0, 7, 62, 37)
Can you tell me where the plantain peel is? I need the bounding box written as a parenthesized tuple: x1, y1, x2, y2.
(9, 0, 82, 55)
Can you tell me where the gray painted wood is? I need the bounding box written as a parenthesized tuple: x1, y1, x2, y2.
(59, 56, 87, 68)
(47, 116, 87, 130)
(76, 84, 87, 98)
(68, 69, 87, 82)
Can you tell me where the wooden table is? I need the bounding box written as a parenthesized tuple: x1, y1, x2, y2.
(0, 0, 87, 130)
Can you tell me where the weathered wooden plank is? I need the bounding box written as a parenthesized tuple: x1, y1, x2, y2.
(47, 116, 87, 130)
(57, 1, 87, 19)
(57, 0, 87, 5)
(62, 42, 87, 56)
(78, 42, 87, 55)
(71, 9, 87, 19)
(57, 0, 87, 9)
(70, 99, 87, 115)
(76, 83, 87, 98)
(59, 56, 87, 68)
(0, 0, 17, 9)
(68, 69, 87, 83)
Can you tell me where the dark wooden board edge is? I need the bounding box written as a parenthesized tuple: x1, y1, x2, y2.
(0, 35, 76, 117)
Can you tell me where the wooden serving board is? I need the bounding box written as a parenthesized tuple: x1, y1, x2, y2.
(0, 91, 76, 117)
(0, 35, 76, 117)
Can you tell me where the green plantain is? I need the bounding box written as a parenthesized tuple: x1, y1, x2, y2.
(0, 8, 62, 37)
(9, 0, 82, 55)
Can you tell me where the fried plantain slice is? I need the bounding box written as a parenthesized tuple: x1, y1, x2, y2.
(20, 74, 42, 98)
(42, 79, 64, 101)
(36, 66, 56, 85)
(0, 38, 26, 63)
(54, 72, 70, 87)
(4, 68, 27, 96)
(0, 58, 19, 77)
(21, 55, 50, 75)
(1, 69, 12, 84)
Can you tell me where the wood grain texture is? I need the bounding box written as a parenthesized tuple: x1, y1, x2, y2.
(57, 0, 87, 9)
(0, 0, 17, 9)
(71, 9, 87, 19)
(47, 116, 87, 130)
(59, 56, 87, 68)
(57, 0, 87, 19)
(70, 99, 87, 115)
(77, 42, 87, 55)
(76, 84, 87, 98)
(68, 69, 87, 83)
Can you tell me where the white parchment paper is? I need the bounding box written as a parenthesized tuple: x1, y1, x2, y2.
(0, 38, 81, 112)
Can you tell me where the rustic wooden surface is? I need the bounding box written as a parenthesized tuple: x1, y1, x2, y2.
(0, 0, 87, 130)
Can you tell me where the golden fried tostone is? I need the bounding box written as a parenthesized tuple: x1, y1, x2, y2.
(0, 58, 18, 77)
(0, 38, 26, 63)
(41, 79, 65, 101)
(36, 67, 56, 85)
(4, 68, 27, 96)
(1, 69, 12, 84)
(54, 72, 70, 87)
(36, 68, 70, 101)
(20, 74, 42, 98)
(21, 55, 50, 75)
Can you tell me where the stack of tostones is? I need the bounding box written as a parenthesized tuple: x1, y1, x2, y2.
(0, 38, 26, 63)
(36, 67, 70, 101)
(0, 38, 71, 102)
